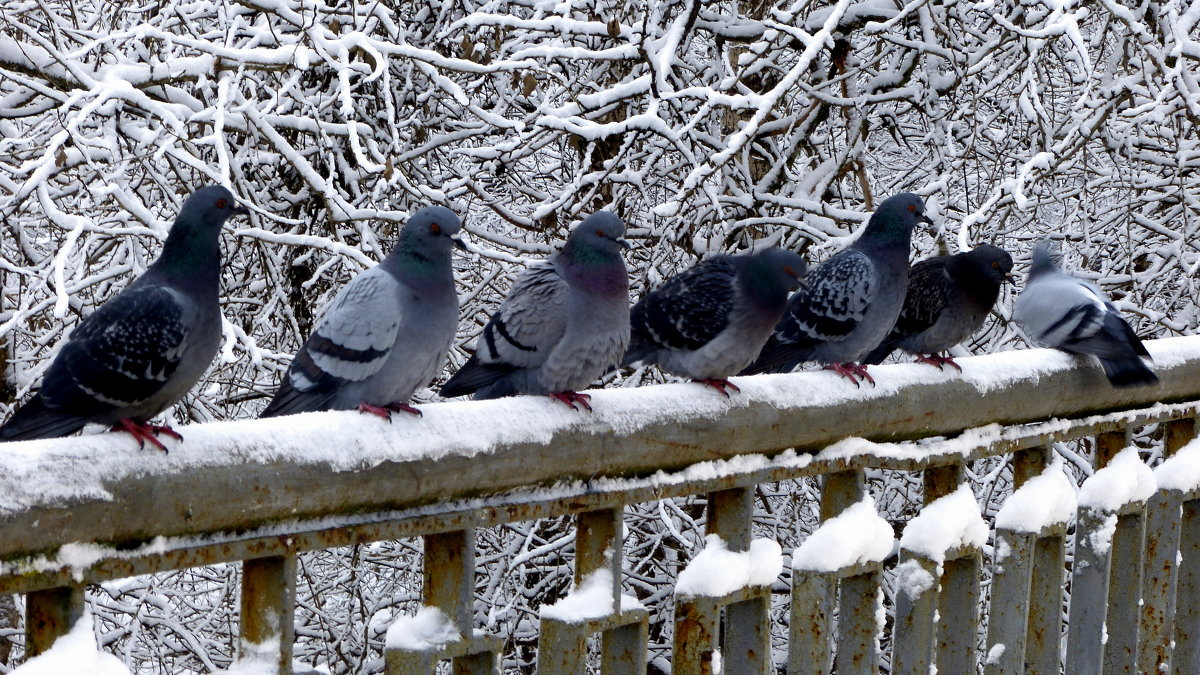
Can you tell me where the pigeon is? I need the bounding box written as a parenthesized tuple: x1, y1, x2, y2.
(261, 206, 466, 419)
(0, 185, 248, 450)
(1013, 241, 1158, 388)
(862, 244, 1013, 370)
(741, 192, 932, 384)
(622, 247, 807, 395)
(439, 211, 631, 410)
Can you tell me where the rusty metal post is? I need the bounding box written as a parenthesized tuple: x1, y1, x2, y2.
(1140, 417, 1194, 672)
(673, 595, 719, 675)
(602, 621, 647, 674)
(1104, 509, 1146, 672)
(1065, 507, 1112, 675)
(820, 470, 864, 520)
(1026, 533, 1065, 674)
(1095, 429, 1130, 468)
(789, 572, 834, 675)
(25, 585, 84, 657)
(1012, 445, 1051, 487)
(922, 463, 964, 503)
(1174, 498, 1200, 674)
(984, 530, 1035, 675)
(241, 555, 296, 674)
(423, 529, 485, 674)
(835, 569, 880, 675)
(891, 555, 938, 674)
(708, 487, 768, 675)
(937, 551, 980, 674)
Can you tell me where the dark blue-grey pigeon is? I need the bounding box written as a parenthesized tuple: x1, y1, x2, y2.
(623, 247, 807, 395)
(0, 185, 248, 450)
(863, 244, 1013, 370)
(261, 206, 465, 419)
(1013, 241, 1157, 388)
(741, 193, 932, 384)
(439, 211, 631, 410)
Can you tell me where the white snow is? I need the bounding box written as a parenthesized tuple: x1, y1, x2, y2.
(675, 535, 782, 597)
(899, 484, 988, 563)
(792, 497, 894, 572)
(540, 567, 644, 622)
(1154, 437, 1200, 493)
(985, 643, 1006, 665)
(1078, 447, 1156, 510)
(995, 461, 1077, 532)
(385, 606, 461, 651)
(214, 638, 280, 675)
(893, 558, 937, 598)
(12, 611, 131, 675)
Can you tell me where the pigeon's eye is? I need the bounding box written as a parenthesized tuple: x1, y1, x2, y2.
(216, 199, 228, 209)
(992, 261, 1000, 270)
(596, 229, 606, 238)
(431, 223, 441, 234)
(784, 266, 796, 276)
(908, 204, 916, 212)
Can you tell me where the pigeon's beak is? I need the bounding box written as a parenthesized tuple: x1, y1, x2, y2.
(615, 237, 632, 250)
(232, 203, 250, 217)
(450, 233, 470, 252)
(1004, 273, 1016, 285)
(920, 213, 935, 226)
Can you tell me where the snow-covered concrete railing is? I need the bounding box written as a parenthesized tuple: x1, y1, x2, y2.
(5, 337, 1200, 672)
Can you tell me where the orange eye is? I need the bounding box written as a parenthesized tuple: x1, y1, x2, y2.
(992, 261, 1000, 269)
(907, 204, 916, 212)
(596, 229, 606, 237)
(216, 198, 228, 208)
(431, 223, 441, 234)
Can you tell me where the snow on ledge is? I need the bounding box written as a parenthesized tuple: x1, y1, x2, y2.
(995, 461, 1077, 533)
(11, 610, 131, 675)
(540, 567, 644, 622)
(675, 535, 782, 597)
(792, 497, 894, 573)
(1078, 447, 1155, 511)
(1155, 437, 1200, 493)
(385, 606, 461, 652)
(899, 484, 988, 563)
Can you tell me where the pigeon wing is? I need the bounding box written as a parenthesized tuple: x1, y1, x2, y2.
(631, 257, 736, 353)
(42, 284, 190, 414)
(778, 250, 875, 345)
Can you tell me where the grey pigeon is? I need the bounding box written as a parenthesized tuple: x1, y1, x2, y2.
(0, 185, 247, 450)
(440, 211, 631, 410)
(261, 206, 465, 419)
(863, 244, 1013, 370)
(741, 193, 932, 384)
(1013, 241, 1157, 388)
(623, 247, 807, 395)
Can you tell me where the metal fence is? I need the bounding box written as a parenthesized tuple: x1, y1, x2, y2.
(4, 337, 1200, 673)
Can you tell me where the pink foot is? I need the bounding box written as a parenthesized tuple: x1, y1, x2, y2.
(357, 402, 423, 421)
(824, 362, 875, 387)
(111, 418, 181, 453)
(694, 378, 740, 397)
(549, 391, 592, 411)
(916, 353, 962, 372)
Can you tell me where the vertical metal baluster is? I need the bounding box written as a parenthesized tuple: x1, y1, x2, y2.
(241, 555, 296, 674)
(25, 585, 84, 658)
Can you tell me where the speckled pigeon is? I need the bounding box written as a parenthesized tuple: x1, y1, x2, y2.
(1014, 241, 1157, 388)
(261, 206, 465, 419)
(439, 211, 631, 410)
(741, 193, 932, 384)
(623, 247, 807, 395)
(0, 185, 248, 450)
(863, 244, 1013, 370)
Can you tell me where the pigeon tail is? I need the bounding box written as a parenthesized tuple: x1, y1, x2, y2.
(439, 355, 519, 399)
(739, 336, 812, 375)
(1097, 356, 1158, 388)
(0, 396, 90, 441)
(259, 378, 338, 418)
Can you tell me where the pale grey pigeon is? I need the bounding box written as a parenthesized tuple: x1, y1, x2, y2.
(623, 247, 807, 395)
(1014, 241, 1157, 388)
(440, 211, 631, 410)
(0, 185, 248, 451)
(742, 193, 932, 384)
(863, 244, 1013, 370)
(261, 206, 465, 419)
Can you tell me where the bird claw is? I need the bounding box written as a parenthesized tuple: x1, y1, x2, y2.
(355, 398, 422, 420)
(916, 353, 962, 372)
(694, 378, 740, 397)
(825, 362, 875, 387)
(111, 419, 179, 453)
(550, 391, 592, 411)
